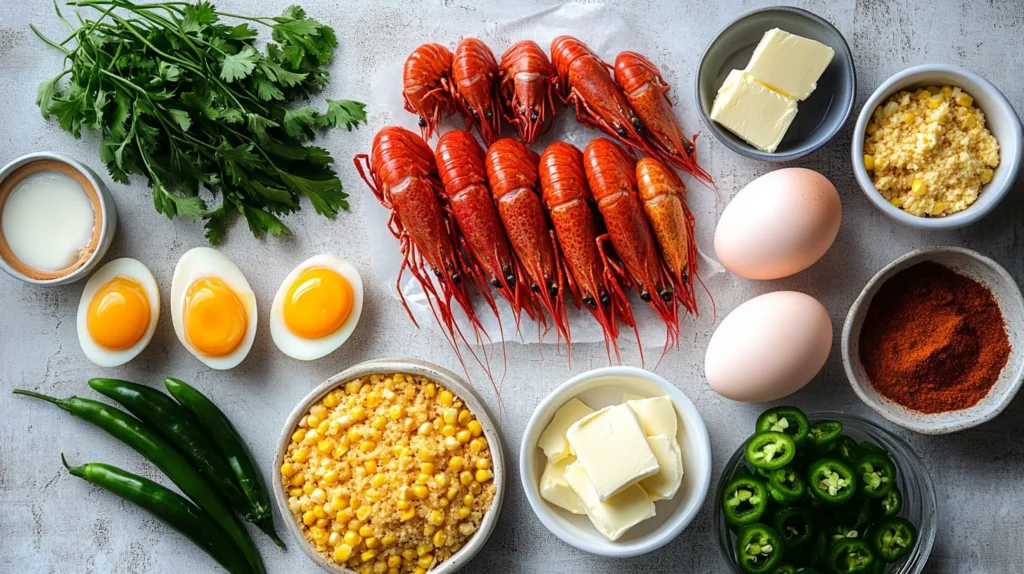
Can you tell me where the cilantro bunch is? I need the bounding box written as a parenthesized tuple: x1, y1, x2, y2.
(32, 1, 367, 243)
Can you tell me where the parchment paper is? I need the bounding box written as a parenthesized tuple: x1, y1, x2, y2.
(366, 2, 723, 347)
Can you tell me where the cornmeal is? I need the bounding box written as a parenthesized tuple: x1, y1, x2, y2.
(863, 85, 999, 217)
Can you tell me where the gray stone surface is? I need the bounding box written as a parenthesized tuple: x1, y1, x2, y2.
(1, 0, 1023, 572)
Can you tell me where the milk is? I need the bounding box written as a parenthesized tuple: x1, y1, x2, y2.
(1, 170, 95, 271)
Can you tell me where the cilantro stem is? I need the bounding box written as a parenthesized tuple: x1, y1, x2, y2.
(29, 24, 72, 55)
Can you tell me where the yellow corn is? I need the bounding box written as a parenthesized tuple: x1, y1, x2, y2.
(425, 383, 436, 397)
(388, 405, 404, 420)
(439, 390, 454, 406)
(940, 85, 953, 95)
(307, 415, 321, 429)
(927, 85, 941, 95)
(396, 500, 410, 510)
(433, 530, 447, 547)
(402, 548, 417, 561)
(428, 510, 445, 526)
(344, 530, 362, 547)
(435, 473, 449, 488)
(456, 430, 472, 444)
(400, 508, 416, 522)
(416, 543, 433, 557)
(467, 420, 483, 437)
(931, 202, 946, 215)
(281, 463, 296, 476)
(359, 524, 374, 538)
(356, 505, 372, 521)
(418, 447, 436, 462)
(469, 438, 486, 454)
(302, 510, 316, 526)
(927, 95, 943, 109)
(476, 469, 493, 483)
(441, 424, 457, 437)
(911, 179, 926, 196)
(914, 89, 930, 100)
(448, 456, 464, 472)
(469, 482, 482, 495)
(291, 429, 305, 443)
(964, 113, 977, 128)
(902, 112, 914, 125)
(359, 440, 376, 453)
(334, 543, 353, 562)
(981, 168, 994, 184)
(411, 484, 429, 500)
(350, 406, 367, 421)
(420, 462, 435, 475)
(417, 555, 434, 569)
(417, 422, 432, 435)
(865, 122, 879, 136)
(863, 154, 875, 171)
(443, 437, 459, 451)
(460, 471, 474, 486)
(476, 458, 490, 471)
(955, 92, 973, 107)
(457, 505, 471, 519)
(323, 393, 340, 408)
(387, 555, 402, 568)
(416, 473, 430, 485)
(361, 550, 377, 563)
(290, 487, 303, 497)
(458, 522, 476, 536)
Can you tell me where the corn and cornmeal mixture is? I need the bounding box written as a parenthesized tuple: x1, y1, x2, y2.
(281, 373, 495, 574)
(863, 85, 999, 217)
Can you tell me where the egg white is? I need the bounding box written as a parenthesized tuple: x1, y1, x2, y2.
(76, 258, 160, 367)
(270, 254, 363, 361)
(170, 247, 257, 370)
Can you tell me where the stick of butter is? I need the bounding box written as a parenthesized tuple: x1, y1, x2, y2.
(626, 396, 678, 438)
(640, 435, 685, 501)
(744, 28, 834, 101)
(540, 457, 586, 514)
(710, 70, 797, 153)
(566, 404, 660, 502)
(564, 461, 655, 541)
(538, 398, 593, 463)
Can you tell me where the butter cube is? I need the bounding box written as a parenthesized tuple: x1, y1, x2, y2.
(745, 28, 834, 100)
(710, 70, 798, 153)
(564, 461, 655, 541)
(566, 404, 660, 502)
(538, 398, 593, 463)
(626, 396, 678, 438)
(640, 435, 684, 501)
(540, 457, 586, 514)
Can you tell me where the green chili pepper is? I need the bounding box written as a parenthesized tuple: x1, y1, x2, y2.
(833, 435, 860, 464)
(878, 488, 902, 518)
(61, 456, 252, 574)
(808, 458, 857, 505)
(13, 390, 265, 574)
(737, 523, 784, 574)
(746, 432, 797, 470)
(771, 507, 815, 548)
(723, 476, 771, 526)
(768, 466, 805, 506)
(827, 538, 876, 573)
(164, 378, 280, 548)
(868, 517, 918, 562)
(87, 378, 284, 548)
(755, 407, 810, 446)
(805, 420, 842, 454)
(855, 454, 896, 499)
(771, 563, 797, 574)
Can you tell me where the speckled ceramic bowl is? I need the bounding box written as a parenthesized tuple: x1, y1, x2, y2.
(696, 6, 856, 161)
(842, 247, 1024, 434)
(272, 358, 506, 573)
(851, 65, 1022, 230)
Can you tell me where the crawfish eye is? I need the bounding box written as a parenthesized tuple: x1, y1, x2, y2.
(548, 285, 559, 298)
(616, 126, 628, 137)
(530, 282, 540, 293)
(451, 272, 461, 284)
(583, 296, 597, 310)
(659, 289, 673, 302)
(506, 273, 516, 284)
(419, 117, 427, 127)
(600, 293, 611, 306)
(632, 117, 643, 132)
(485, 110, 493, 119)
(530, 110, 539, 121)
(490, 278, 502, 288)
(433, 268, 443, 279)
(640, 291, 652, 302)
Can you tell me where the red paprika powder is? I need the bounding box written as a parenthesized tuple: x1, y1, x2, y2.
(858, 261, 1009, 414)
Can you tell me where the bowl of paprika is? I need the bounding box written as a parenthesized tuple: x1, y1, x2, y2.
(842, 246, 1024, 434)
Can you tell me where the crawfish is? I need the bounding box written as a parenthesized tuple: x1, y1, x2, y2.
(498, 40, 557, 144)
(452, 38, 502, 146)
(354, 126, 489, 363)
(540, 142, 637, 362)
(614, 51, 713, 186)
(636, 157, 698, 313)
(584, 138, 679, 349)
(550, 36, 659, 159)
(486, 138, 570, 345)
(434, 129, 534, 324)
(403, 44, 456, 140)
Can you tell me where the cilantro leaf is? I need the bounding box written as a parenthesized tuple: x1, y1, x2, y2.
(320, 99, 366, 131)
(182, 2, 218, 33)
(167, 108, 192, 131)
(220, 46, 259, 82)
(36, 76, 58, 119)
(282, 106, 319, 138)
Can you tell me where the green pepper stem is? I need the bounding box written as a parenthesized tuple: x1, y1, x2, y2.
(12, 389, 72, 412)
(254, 517, 286, 549)
(60, 453, 86, 478)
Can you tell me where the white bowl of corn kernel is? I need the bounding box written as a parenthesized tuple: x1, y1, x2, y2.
(273, 358, 505, 573)
(852, 64, 1022, 229)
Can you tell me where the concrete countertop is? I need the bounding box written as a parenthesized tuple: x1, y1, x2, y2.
(1, 1, 1022, 572)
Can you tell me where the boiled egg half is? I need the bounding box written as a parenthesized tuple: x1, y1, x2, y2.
(171, 247, 257, 370)
(76, 258, 160, 367)
(271, 254, 363, 360)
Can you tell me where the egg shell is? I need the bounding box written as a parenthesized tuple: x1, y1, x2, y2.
(270, 254, 364, 361)
(76, 258, 160, 367)
(170, 247, 257, 370)
(714, 168, 841, 280)
(705, 291, 832, 402)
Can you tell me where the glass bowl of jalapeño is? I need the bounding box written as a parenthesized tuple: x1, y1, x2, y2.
(715, 410, 937, 573)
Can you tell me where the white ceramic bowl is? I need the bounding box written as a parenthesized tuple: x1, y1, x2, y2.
(842, 247, 1024, 434)
(519, 366, 712, 558)
(0, 152, 117, 285)
(272, 358, 506, 573)
(851, 65, 1023, 229)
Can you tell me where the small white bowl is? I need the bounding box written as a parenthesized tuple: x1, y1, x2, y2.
(273, 358, 506, 573)
(0, 152, 117, 285)
(842, 247, 1024, 434)
(851, 65, 1023, 229)
(519, 366, 712, 558)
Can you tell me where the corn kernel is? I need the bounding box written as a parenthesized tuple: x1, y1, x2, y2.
(291, 429, 305, 443)
(371, 416, 387, 431)
(442, 408, 458, 425)
(323, 393, 339, 408)
(417, 555, 434, 569)
(387, 405, 404, 420)
(350, 406, 367, 421)
(467, 420, 482, 437)
(418, 448, 435, 462)
(981, 168, 994, 184)
(400, 508, 416, 522)
(281, 463, 296, 476)
(356, 505, 372, 521)
(307, 415, 321, 429)
(371, 473, 386, 488)
(329, 531, 342, 547)
(439, 390, 454, 406)
(438, 497, 450, 507)
(443, 437, 459, 451)
(911, 179, 926, 196)
(914, 89, 930, 100)
(459, 522, 476, 536)
(303, 484, 315, 495)
(417, 422, 431, 435)
(476, 458, 490, 471)
(476, 469, 493, 483)
(446, 485, 460, 500)
(402, 548, 417, 561)
(864, 154, 875, 171)
(361, 550, 377, 562)
(346, 380, 362, 394)
(359, 524, 374, 538)
(926, 85, 941, 95)
(303, 510, 316, 526)
(290, 487, 303, 497)
(457, 506, 471, 519)
(456, 430, 472, 443)
(425, 383, 437, 397)
(902, 112, 914, 125)
(365, 536, 380, 549)
(459, 471, 473, 486)
(940, 85, 953, 95)
(334, 543, 353, 562)
(435, 473, 449, 488)
(956, 92, 973, 107)
(469, 482, 481, 495)
(387, 555, 402, 568)
(416, 543, 433, 557)
(928, 95, 943, 109)
(420, 462, 436, 475)
(411, 484, 429, 500)
(315, 518, 329, 529)
(359, 440, 376, 453)
(866, 122, 879, 136)
(312, 488, 326, 504)
(441, 424, 457, 437)
(433, 530, 447, 547)
(882, 101, 899, 117)
(382, 534, 396, 547)
(416, 473, 430, 485)
(470, 438, 486, 454)
(414, 568, 427, 574)
(448, 456, 464, 472)
(396, 500, 410, 510)
(428, 510, 445, 526)
(931, 202, 946, 215)
(964, 113, 978, 128)
(344, 530, 362, 547)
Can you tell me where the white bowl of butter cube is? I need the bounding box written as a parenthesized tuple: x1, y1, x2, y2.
(519, 366, 712, 557)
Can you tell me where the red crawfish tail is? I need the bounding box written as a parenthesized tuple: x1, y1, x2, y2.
(434, 130, 534, 324)
(486, 138, 571, 345)
(540, 141, 638, 363)
(452, 38, 502, 146)
(355, 126, 492, 375)
(584, 138, 679, 349)
(498, 40, 557, 144)
(403, 43, 456, 140)
(613, 51, 713, 187)
(550, 36, 653, 157)
(635, 157, 698, 314)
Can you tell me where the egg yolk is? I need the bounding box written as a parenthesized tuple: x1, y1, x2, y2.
(283, 267, 353, 339)
(87, 276, 151, 351)
(184, 277, 248, 357)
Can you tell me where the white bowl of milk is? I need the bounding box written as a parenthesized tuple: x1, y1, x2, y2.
(0, 152, 117, 285)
